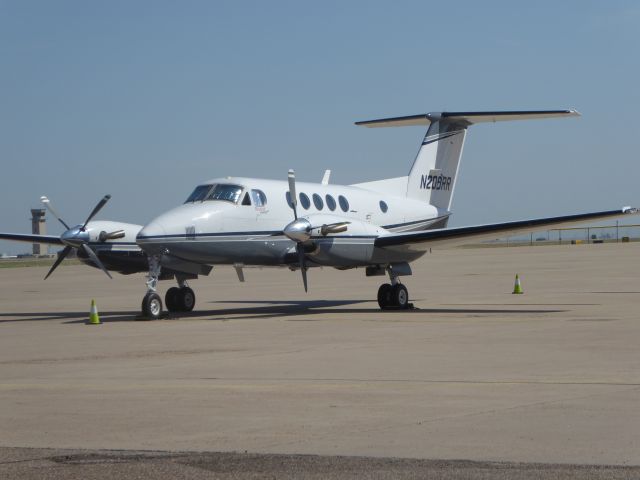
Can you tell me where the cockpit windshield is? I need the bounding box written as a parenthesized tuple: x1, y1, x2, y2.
(206, 184, 243, 203)
(185, 185, 211, 203)
(185, 183, 244, 204)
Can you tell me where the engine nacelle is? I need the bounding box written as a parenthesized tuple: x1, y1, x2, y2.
(300, 214, 388, 267)
(75, 220, 147, 274)
(84, 220, 143, 246)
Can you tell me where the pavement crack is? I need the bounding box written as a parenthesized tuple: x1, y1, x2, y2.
(194, 377, 640, 387)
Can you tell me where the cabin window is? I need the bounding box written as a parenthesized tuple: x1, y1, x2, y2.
(325, 194, 336, 211)
(185, 185, 212, 203)
(312, 193, 323, 210)
(299, 193, 311, 210)
(251, 189, 267, 207)
(242, 192, 251, 205)
(205, 184, 244, 203)
(338, 195, 349, 212)
(379, 200, 388, 213)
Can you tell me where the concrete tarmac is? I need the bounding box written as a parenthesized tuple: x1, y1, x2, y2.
(0, 243, 639, 477)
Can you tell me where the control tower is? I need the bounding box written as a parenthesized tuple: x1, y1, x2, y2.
(30, 209, 47, 255)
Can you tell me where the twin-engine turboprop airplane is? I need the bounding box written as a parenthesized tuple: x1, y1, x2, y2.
(1, 109, 637, 319)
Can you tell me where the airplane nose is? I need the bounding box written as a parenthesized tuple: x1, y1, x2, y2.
(136, 219, 167, 251)
(137, 220, 166, 238)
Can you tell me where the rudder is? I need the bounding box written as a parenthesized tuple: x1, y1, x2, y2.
(406, 118, 467, 210)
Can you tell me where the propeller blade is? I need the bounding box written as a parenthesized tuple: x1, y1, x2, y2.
(81, 194, 111, 230)
(287, 169, 298, 220)
(297, 244, 308, 292)
(80, 243, 113, 279)
(44, 245, 73, 280)
(40, 196, 70, 230)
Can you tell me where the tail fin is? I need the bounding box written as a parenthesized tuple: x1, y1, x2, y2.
(407, 118, 466, 210)
(356, 110, 579, 211)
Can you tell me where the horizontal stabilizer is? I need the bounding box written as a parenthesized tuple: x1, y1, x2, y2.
(356, 110, 580, 128)
(0, 233, 63, 245)
(375, 207, 638, 251)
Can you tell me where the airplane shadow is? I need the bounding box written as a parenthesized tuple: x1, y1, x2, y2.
(0, 300, 567, 324)
(0, 311, 140, 324)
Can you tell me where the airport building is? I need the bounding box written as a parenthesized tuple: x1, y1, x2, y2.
(30, 208, 47, 256)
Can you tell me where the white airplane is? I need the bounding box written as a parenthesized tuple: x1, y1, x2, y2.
(1, 110, 637, 319)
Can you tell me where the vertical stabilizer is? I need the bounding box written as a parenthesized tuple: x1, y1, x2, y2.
(406, 118, 467, 210)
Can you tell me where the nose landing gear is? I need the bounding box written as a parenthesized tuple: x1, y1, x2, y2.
(140, 257, 198, 319)
(141, 254, 163, 319)
(142, 291, 163, 319)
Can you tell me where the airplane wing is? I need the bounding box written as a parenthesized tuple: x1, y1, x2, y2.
(375, 208, 638, 252)
(0, 233, 63, 245)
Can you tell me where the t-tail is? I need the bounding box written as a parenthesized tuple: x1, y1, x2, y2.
(355, 110, 580, 211)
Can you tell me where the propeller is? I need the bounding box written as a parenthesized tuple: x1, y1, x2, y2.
(40, 196, 70, 230)
(285, 170, 308, 291)
(41, 195, 115, 280)
(81, 195, 111, 230)
(297, 243, 308, 292)
(287, 169, 298, 220)
(282, 171, 350, 292)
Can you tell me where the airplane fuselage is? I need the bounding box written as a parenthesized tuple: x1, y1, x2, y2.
(136, 177, 447, 268)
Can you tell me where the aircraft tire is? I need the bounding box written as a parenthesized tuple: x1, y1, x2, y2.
(392, 284, 409, 309)
(177, 287, 196, 312)
(165, 287, 181, 312)
(142, 292, 163, 320)
(377, 283, 393, 310)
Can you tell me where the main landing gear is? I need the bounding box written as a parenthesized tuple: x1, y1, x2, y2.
(165, 285, 196, 313)
(377, 283, 409, 309)
(376, 266, 411, 310)
(140, 255, 197, 320)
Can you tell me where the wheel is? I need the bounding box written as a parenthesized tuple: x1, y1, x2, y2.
(141, 292, 163, 319)
(392, 284, 409, 309)
(377, 283, 393, 310)
(165, 287, 181, 312)
(177, 287, 196, 312)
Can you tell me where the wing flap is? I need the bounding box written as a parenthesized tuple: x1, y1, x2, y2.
(375, 208, 638, 251)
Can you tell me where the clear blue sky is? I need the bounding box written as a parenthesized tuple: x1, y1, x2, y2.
(1, 0, 639, 254)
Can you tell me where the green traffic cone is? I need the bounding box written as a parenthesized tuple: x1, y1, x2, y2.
(512, 274, 523, 294)
(88, 299, 101, 325)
